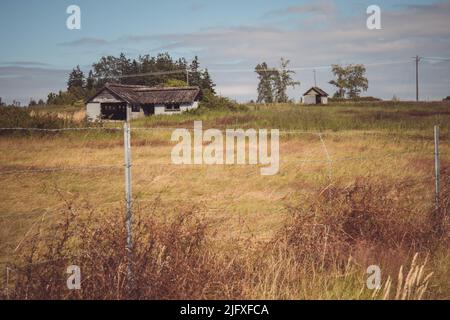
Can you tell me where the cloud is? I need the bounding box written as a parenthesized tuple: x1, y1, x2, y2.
(59, 37, 110, 47)
(5, 1, 450, 102)
(266, 0, 335, 16)
(0, 61, 50, 67)
(217, 84, 256, 98)
(90, 1, 448, 66)
(0, 66, 69, 105)
(190, 2, 206, 11)
(132, 1, 449, 100)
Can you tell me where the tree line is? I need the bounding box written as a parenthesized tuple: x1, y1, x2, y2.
(254, 59, 369, 103)
(46, 53, 216, 105)
(0, 97, 22, 107)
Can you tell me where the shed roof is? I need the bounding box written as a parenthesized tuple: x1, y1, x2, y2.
(303, 87, 329, 97)
(87, 83, 201, 105)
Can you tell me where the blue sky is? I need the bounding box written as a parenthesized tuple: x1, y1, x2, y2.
(1, 0, 450, 104)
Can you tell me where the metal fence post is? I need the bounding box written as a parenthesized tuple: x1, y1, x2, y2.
(434, 125, 440, 214)
(5, 266, 10, 299)
(123, 121, 133, 290)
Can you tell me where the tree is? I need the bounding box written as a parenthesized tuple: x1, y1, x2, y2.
(189, 56, 202, 87)
(47, 53, 217, 106)
(201, 68, 216, 94)
(329, 64, 368, 98)
(346, 64, 368, 98)
(90, 52, 214, 93)
(255, 59, 298, 103)
(255, 62, 275, 103)
(67, 65, 85, 91)
(329, 65, 348, 98)
(273, 58, 299, 103)
(47, 92, 56, 105)
(164, 79, 188, 87)
(92, 56, 121, 88)
(28, 99, 37, 107)
(124, 59, 140, 85)
(86, 70, 95, 90)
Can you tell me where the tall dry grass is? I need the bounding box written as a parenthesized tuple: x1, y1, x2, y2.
(3, 200, 244, 300)
(2, 175, 448, 300)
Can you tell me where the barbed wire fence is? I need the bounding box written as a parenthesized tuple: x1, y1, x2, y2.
(0, 124, 446, 296)
(0, 125, 445, 206)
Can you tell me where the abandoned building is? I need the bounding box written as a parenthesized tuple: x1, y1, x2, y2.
(86, 83, 201, 121)
(302, 87, 329, 105)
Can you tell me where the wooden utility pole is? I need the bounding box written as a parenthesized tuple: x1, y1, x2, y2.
(186, 68, 189, 86)
(415, 55, 421, 102)
(313, 69, 317, 87)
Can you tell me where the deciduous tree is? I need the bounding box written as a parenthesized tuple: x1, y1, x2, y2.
(329, 64, 368, 98)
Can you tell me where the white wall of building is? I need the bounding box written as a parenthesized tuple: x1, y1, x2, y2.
(87, 90, 124, 122)
(303, 95, 316, 105)
(154, 101, 199, 115)
(130, 108, 144, 119)
(87, 90, 200, 121)
(302, 95, 328, 105)
(86, 102, 101, 121)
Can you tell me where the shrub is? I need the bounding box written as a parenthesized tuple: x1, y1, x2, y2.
(329, 96, 382, 103)
(0, 106, 79, 132)
(5, 202, 244, 299)
(199, 91, 248, 112)
(279, 178, 448, 269)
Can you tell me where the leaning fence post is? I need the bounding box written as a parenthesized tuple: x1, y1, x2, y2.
(123, 121, 133, 292)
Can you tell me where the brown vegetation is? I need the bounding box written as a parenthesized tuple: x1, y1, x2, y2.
(2, 175, 448, 300)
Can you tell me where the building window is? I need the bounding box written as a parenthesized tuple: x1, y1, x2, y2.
(165, 103, 181, 111)
(131, 105, 140, 112)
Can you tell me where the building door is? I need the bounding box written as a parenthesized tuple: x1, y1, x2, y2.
(315, 95, 321, 104)
(142, 105, 155, 116)
(101, 103, 127, 120)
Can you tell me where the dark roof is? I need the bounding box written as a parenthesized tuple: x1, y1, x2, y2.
(87, 83, 201, 105)
(303, 87, 328, 97)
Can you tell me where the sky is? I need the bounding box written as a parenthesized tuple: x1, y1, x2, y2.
(0, 0, 450, 104)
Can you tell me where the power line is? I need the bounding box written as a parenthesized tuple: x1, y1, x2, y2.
(410, 55, 450, 102)
(422, 57, 450, 62)
(99, 69, 188, 79)
(89, 59, 413, 79)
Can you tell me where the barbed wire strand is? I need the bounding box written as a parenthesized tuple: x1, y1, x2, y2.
(0, 127, 443, 138)
(1, 150, 445, 176)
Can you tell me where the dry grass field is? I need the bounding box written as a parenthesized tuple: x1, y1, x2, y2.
(0, 102, 449, 299)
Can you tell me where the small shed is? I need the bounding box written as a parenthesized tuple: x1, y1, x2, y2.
(302, 87, 329, 105)
(86, 83, 201, 122)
